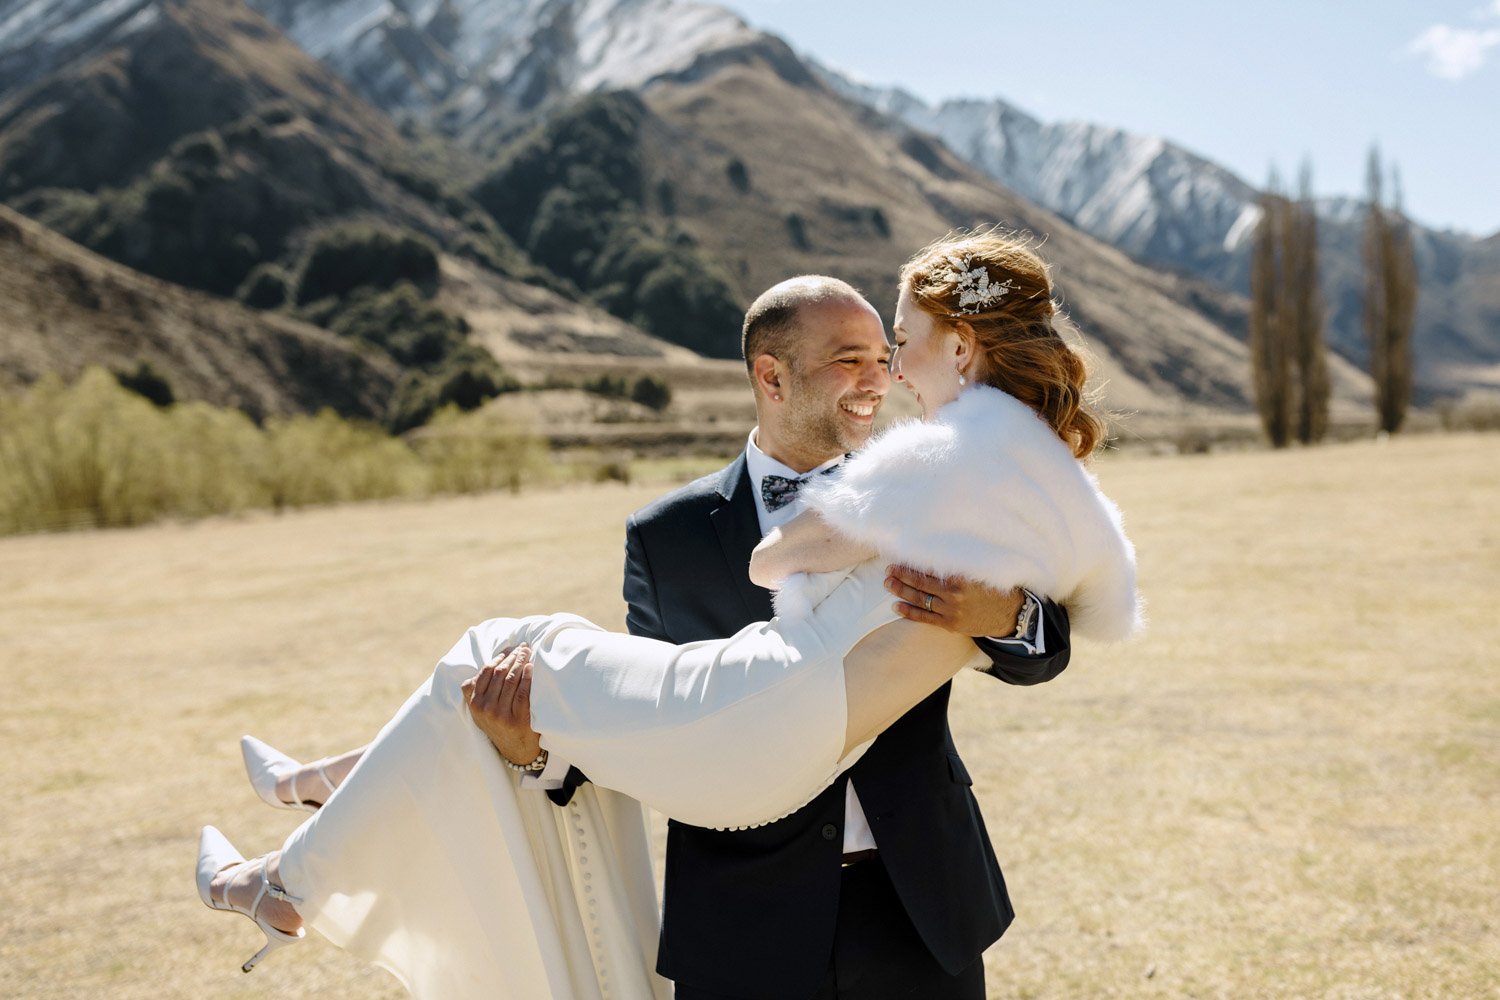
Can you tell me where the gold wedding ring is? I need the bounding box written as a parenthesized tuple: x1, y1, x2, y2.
(923, 593, 934, 612)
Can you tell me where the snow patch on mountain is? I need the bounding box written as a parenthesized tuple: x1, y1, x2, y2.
(817, 63, 1260, 275)
(0, 0, 156, 90)
(243, 0, 756, 119)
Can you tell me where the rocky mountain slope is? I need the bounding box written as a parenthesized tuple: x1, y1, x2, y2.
(816, 65, 1499, 394)
(0, 0, 715, 419)
(242, 0, 759, 143)
(0, 203, 398, 419)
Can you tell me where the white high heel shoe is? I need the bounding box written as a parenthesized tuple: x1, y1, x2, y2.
(241, 735, 335, 812)
(195, 826, 304, 973)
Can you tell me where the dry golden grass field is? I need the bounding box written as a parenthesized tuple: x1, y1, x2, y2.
(2, 433, 1496, 999)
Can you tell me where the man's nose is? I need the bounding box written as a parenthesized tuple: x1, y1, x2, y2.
(862, 360, 891, 393)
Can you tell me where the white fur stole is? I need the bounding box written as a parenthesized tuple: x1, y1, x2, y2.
(775, 385, 1143, 642)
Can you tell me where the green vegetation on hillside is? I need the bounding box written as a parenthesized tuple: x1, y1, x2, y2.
(288, 223, 519, 430)
(18, 109, 374, 297)
(0, 369, 546, 536)
(11, 104, 534, 433)
(471, 93, 744, 358)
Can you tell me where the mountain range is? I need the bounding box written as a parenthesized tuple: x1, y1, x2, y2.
(814, 64, 1500, 392)
(2, 0, 1489, 436)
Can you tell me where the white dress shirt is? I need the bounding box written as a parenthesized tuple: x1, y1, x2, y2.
(743, 430, 881, 852)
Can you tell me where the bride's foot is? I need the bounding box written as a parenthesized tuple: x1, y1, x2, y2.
(241, 736, 336, 811)
(207, 852, 303, 937)
(196, 827, 304, 972)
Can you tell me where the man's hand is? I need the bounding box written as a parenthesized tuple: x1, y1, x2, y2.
(885, 565, 1023, 637)
(462, 645, 543, 767)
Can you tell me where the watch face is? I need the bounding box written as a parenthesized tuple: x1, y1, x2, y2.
(1016, 599, 1037, 642)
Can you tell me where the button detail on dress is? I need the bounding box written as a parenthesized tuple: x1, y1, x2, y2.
(820, 823, 838, 841)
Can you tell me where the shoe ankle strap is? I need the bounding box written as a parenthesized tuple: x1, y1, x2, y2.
(289, 761, 336, 807)
(254, 860, 302, 916)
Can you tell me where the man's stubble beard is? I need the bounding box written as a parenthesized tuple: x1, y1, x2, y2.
(781, 374, 877, 462)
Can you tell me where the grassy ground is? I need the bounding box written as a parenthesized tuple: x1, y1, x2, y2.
(1, 434, 1495, 999)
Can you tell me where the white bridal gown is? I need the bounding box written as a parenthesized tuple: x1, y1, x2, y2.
(276, 559, 900, 1000)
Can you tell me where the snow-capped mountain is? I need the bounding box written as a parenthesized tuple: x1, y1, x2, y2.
(243, 0, 757, 128)
(817, 63, 1499, 383)
(818, 64, 1262, 281)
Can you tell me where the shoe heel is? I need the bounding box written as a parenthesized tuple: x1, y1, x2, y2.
(241, 932, 283, 973)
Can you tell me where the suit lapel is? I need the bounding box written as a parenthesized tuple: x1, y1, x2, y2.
(710, 453, 776, 622)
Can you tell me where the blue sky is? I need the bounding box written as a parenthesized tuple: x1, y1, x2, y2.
(721, 0, 1500, 236)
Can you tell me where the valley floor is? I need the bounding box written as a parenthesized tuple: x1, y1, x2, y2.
(1, 434, 1495, 998)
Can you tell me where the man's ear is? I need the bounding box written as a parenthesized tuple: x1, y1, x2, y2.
(752, 354, 783, 401)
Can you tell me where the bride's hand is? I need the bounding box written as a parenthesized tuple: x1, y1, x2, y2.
(462, 645, 544, 767)
(885, 565, 1024, 637)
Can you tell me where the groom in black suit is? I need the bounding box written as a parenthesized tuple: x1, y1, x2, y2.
(527, 276, 1071, 998)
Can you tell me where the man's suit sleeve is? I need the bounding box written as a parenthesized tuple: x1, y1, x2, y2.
(622, 513, 671, 642)
(972, 597, 1071, 686)
(547, 513, 667, 807)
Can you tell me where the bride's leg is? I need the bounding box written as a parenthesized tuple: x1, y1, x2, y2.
(840, 619, 976, 755)
(207, 850, 303, 934)
(274, 746, 366, 807)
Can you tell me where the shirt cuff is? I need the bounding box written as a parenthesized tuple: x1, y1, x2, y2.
(982, 590, 1045, 656)
(519, 745, 572, 791)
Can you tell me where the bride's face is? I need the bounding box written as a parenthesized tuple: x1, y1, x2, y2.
(891, 286, 964, 419)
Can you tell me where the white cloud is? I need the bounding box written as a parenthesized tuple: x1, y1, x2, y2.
(1407, 23, 1500, 79)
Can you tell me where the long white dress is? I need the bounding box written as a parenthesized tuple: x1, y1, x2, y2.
(274, 386, 1143, 1000)
(276, 564, 897, 1000)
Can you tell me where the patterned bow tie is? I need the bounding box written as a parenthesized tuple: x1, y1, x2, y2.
(761, 463, 843, 512)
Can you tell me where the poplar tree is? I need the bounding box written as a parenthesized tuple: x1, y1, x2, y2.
(1250, 171, 1292, 447)
(1363, 147, 1419, 434)
(1288, 161, 1330, 443)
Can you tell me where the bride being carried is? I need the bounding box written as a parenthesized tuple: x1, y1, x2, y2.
(195, 230, 1142, 1000)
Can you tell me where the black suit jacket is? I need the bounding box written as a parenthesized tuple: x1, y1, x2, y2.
(563, 453, 1071, 997)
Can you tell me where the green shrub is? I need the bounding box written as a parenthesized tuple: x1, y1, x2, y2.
(387, 350, 520, 433)
(329, 282, 467, 369)
(115, 361, 175, 407)
(260, 410, 424, 509)
(0, 370, 554, 536)
(786, 212, 810, 250)
(296, 225, 440, 304)
(726, 158, 751, 193)
(415, 406, 548, 495)
(630, 375, 672, 412)
(0, 370, 173, 532)
(582, 374, 629, 399)
(236, 263, 290, 309)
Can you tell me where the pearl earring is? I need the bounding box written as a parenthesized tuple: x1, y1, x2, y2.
(958, 373, 967, 387)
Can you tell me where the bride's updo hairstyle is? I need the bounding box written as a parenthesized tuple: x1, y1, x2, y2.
(900, 231, 1104, 459)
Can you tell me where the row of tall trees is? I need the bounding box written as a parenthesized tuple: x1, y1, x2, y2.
(1250, 163, 1329, 446)
(1249, 146, 1419, 446)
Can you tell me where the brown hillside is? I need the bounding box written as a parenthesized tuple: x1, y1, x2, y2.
(0, 204, 397, 419)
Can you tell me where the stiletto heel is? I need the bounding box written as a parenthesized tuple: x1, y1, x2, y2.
(196, 826, 304, 972)
(241, 735, 335, 812)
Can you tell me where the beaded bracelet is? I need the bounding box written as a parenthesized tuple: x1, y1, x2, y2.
(504, 749, 549, 773)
